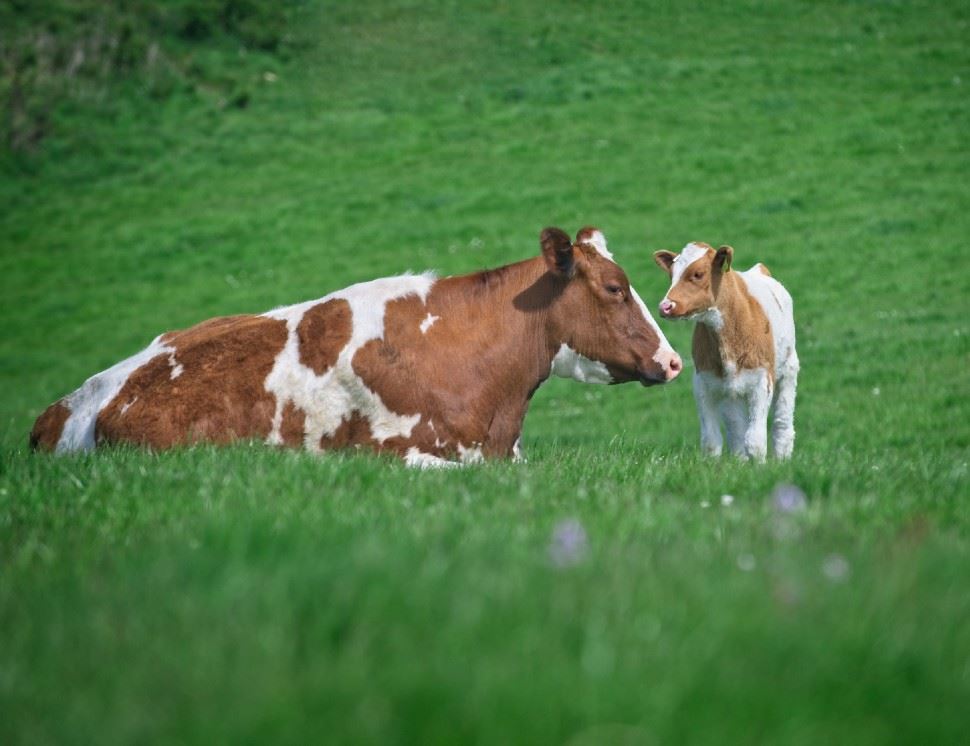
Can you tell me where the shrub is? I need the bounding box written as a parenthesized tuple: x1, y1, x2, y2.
(0, 0, 302, 152)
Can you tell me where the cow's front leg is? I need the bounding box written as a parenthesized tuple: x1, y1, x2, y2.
(482, 401, 529, 461)
(511, 437, 527, 463)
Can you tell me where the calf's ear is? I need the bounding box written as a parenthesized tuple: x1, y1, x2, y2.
(541, 227, 576, 278)
(713, 245, 734, 274)
(653, 251, 677, 275)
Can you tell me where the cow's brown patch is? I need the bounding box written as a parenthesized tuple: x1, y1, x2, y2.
(279, 401, 307, 448)
(297, 298, 352, 375)
(29, 399, 71, 451)
(96, 315, 288, 448)
(348, 278, 541, 460)
(316, 410, 449, 460)
(319, 411, 378, 450)
(158, 315, 254, 347)
(350, 292, 470, 457)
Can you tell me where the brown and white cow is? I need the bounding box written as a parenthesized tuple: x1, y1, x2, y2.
(654, 242, 798, 461)
(31, 227, 681, 466)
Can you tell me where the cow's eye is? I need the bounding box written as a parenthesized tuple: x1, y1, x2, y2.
(606, 284, 624, 296)
(692, 271, 705, 281)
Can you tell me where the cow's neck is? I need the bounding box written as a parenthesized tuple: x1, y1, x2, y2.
(428, 258, 564, 454)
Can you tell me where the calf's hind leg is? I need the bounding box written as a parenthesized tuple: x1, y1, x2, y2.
(771, 372, 797, 459)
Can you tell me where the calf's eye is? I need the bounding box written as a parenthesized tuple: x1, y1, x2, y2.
(606, 284, 624, 296)
(692, 271, 705, 281)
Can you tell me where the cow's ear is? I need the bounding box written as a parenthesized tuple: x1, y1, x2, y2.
(575, 226, 611, 259)
(713, 245, 734, 274)
(541, 227, 576, 278)
(653, 251, 677, 276)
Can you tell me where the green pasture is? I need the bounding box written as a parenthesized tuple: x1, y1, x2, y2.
(1, 1, 968, 743)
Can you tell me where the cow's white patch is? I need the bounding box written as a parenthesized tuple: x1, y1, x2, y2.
(57, 336, 178, 452)
(512, 437, 526, 463)
(426, 418, 447, 448)
(457, 442, 484, 464)
(580, 230, 612, 260)
(405, 442, 482, 468)
(419, 313, 439, 334)
(168, 353, 184, 379)
(120, 398, 138, 416)
(405, 447, 459, 469)
(550, 343, 612, 384)
(630, 286, 679, 364)
(263, 272, 437, 450)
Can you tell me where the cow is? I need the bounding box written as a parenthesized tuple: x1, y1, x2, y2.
(30, 226, 682, 466)
(653, 242, 798, 461)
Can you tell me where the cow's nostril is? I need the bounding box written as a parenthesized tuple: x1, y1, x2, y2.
(663, 352, 683, 381)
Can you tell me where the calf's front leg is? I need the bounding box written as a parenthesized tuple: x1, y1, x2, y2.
(742, 372, 772, 462)
(721, 397, 748, 457)
(693, 373, 723, 457)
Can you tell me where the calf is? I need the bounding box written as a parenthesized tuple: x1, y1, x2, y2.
(31, 227, 682, 466)
(654, 243, 798, 460)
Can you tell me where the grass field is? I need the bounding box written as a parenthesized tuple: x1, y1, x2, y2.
(2, 1, 969, 743)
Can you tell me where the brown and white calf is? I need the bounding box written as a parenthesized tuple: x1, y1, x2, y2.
(654, 243, 798, 460)
(30, 227, 682, 466)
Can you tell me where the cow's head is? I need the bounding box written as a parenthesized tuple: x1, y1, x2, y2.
(654, 242, 733, 320)
(540, 226, 681, 386)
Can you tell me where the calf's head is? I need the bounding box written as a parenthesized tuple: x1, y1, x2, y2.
(653, 242, 734, 319)
(538, 226, 681, 385)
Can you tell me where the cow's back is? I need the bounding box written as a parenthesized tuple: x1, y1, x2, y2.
(33, 272, 439, 454)
(32, 314, 288, 452)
